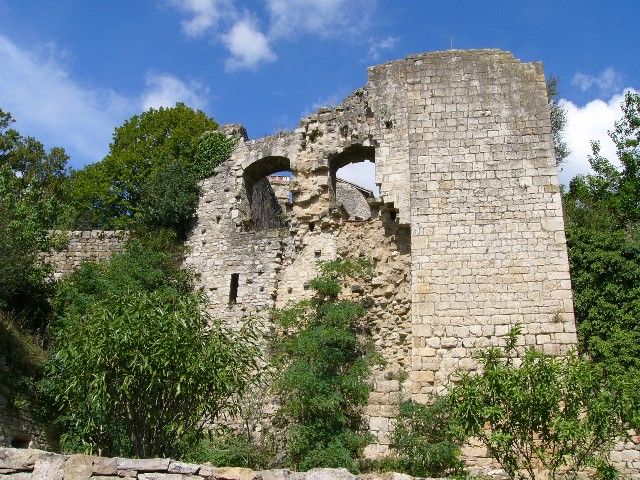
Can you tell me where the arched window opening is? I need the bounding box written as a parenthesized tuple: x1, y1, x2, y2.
(329, 145, 378, 220)
(243, 156, 293, 231)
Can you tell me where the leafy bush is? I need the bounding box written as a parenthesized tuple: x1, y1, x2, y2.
(41, 237, 260, 458)
(392, 398, 465, 477)
(269, 259, 379, 472)
(448, 326, 634, 480)
(66, 103, 222, 230)
(184, 433, 272, 470)
(0, 108, 70, 327)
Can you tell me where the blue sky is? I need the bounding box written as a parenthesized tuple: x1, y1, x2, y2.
(1, 0, 638, 187)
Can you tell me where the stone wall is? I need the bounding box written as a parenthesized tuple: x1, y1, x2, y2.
(183, 49, 576, 457)
(2, 445, 639, 480)
(402, 51, 576, 398)
(1, 448, 388, 480)
(0, 399, 53, 451)
(42, 50, 579, 462)
(47, 231, 128, 279)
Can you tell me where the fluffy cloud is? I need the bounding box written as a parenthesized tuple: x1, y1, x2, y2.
(558, 89, 637, 185)
(267, 0, 372, 39)
(142, 73, 209, 110)
(168, 0, 375, 70)
(0, 35, 130, 166)
(0, 35, 210, 167)
(223, 16, 276, 70)
(168, 0, 232, 37)
(572, 67, 623, 96)
(368, 36, 399, 60)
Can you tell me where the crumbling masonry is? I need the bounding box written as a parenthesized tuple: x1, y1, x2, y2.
(36, 49, 585, 464)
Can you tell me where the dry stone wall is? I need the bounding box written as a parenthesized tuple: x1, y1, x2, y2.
(0, 448, 437, 480)
(3, 446, 639, 480)
(47, 231, 128, 279)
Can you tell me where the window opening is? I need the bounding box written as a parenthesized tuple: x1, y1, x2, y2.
(243, 156, 293, 231)
(329, 145, 378, 220)
(229, 273, 239, 305)
(11, 436, 31, 449)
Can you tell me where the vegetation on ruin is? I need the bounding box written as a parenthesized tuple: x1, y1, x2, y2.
(390, 398, 465, 477)
(1, 90, 640, 476)
(446, 326, 635, 480)
(40, 233, 260, 458)
(547, 76, 569, 166)
(563, 92, 640, 393)
(65, 103, 234, 235)
(268, 259, 380, 472)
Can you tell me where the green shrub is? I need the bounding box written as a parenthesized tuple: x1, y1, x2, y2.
(392, 398, 465, 477)
(41, 236, 260, 458)
(269, 259, 379, 472)
(184, 433, 271, 470)
(448, 326, 634, 480)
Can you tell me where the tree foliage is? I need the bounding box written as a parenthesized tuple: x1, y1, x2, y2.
(391, 398, 465, 477)
(448, 326, 635, 480)
(547, 76, 569, 166)
(0, 109, 69, 327)
(66, 104, 233, 233)
(563, 92, 640, 379)
(41, 235, 260, 458)
(269, 259, 379, 472)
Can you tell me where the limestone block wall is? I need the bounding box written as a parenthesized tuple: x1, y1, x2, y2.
(39, 50, 579, 462)
(401, 50, 577, 397)
(46, 230, 128, 279)
(182, 49, 578, 458)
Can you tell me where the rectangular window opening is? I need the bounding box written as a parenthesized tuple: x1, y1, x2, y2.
(229, 273, 239, 305)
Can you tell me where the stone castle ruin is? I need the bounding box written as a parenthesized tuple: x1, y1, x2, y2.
(6, 49, 596, 466)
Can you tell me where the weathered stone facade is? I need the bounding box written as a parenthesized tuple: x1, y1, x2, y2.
(40, 49, 581, 463)
(3, 445, 640, 480)
(47, 230, 128, 280)
(182, 49, 576, 457)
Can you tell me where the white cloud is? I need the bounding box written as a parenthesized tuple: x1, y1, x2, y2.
(572, 67, 623, 95)
(558, 89, 638, 185)
(223, 16, 276, 71)
(267, 0, 372, 39)
(337, 160, 379, 197)
(168, 0, 232, 37)
(167, 0, 376, 70)
(311, 93, 343, 110)
(0, 35, 211, 167)
(368, 36, 398, 60)
(142, 73, 209, 110)
(0, 35, 130, 166)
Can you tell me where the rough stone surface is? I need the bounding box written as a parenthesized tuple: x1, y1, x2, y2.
(2, 443, 639, 480)
(46, 230, 128, 279)
(33, 49, 595, 467)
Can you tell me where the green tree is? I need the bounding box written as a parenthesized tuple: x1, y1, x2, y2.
(448, 327, 635, 480)
(269, 259, 379, 472)
(0, 108, 70, 327)
(563, 92, 640, 379)
(136, 131, 235, 237)
(547, 76, 569, 166)
(392, 398, 465, 477)
(67, 103, 232, 232)
(41, 235, 260, 458)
